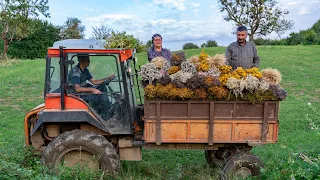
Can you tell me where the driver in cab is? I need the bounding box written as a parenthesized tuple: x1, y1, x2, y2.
(68, 55, 115, 94)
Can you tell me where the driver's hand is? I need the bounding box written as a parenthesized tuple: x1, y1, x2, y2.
(108, 74, 116, 80)
(92, 88, 101, 94)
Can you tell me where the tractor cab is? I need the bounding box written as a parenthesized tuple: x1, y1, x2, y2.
(26, 40, 144, 153)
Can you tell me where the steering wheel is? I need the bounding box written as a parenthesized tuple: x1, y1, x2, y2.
(96, 75, 117, 90)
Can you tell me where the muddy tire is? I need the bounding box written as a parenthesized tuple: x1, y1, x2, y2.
(41, 129, 119, 174)
(221, 152, 264, 180)
(205, 148, 232, 168)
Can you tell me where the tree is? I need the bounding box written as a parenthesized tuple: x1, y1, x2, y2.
(6, 19, 60, 59)
(60, 17, 85, 39)
(286, 32, 303, 45)
(311, 19, 320, 34)
(105, 31, 145, 52)
(182, 42, 199, 50)
(146, 40, 152, 49)
(217, 0, 294, 41)
(0, 0, 50, 59)
(301, 29, 318, 45)
(205, 39, 218, 47)
(91, 25, 112, 39)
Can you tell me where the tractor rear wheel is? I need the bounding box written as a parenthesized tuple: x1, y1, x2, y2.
(42, 129, 119, 174)
(221, 152, 264, 179)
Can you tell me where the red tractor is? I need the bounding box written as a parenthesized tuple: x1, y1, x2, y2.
(25, 40, 279, 179)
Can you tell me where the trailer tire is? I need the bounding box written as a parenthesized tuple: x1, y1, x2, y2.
(205, 148, 233, 167)
(42, 129, 119, 174)
(205, 150, 224, 167)
(221, 152, 264, 180)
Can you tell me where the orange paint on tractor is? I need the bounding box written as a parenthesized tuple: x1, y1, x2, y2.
(24, 105, 45, 146)
(47, 48, 133, 62)
(45, 94, 88, 109)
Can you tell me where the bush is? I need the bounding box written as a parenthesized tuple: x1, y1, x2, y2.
(311, 19, 320, 33)
(182, 42, 199, 50)
(0, 19, 60, 59)
(205, 39, 218, 47)
(105, 31, 146, 53)
(301, 29, 318, 45)
(201, 40, 218, 48)
(286, 32, 304, 45)
(253, 38, 287, 46)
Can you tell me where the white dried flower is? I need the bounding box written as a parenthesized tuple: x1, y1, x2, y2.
(207, 66, 221, 77)
(181, 61, 196, 74)
(245, 74, 260, 92)
(226, 77, 242, 98)
(259, 80, 270, 92)
(140, 63, 162, 83)
(170, 70, 193, 83)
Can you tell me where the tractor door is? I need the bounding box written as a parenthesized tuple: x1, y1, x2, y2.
(65, 54, 132, 134)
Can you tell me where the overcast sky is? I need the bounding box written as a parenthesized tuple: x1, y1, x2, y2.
(45, 0, 320, 50)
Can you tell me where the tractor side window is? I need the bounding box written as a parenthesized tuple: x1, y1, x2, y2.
(48, 57, 61, 93)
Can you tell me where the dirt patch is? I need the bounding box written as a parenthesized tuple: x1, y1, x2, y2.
(0, 98, 13, 106)
(311, 89, 320, 102)
(10, 104, 21, 111)
(0, 96, 43, 107)
(291, 88, 307, 100)
(0, 58, 19, 67)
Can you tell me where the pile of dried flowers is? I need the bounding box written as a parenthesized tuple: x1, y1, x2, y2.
(140, 50, 287, 103)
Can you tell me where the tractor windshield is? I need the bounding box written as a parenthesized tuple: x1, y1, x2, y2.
(45, 52, 134, 134)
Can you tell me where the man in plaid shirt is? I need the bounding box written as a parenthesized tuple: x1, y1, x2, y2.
(225, 25, 260, 70)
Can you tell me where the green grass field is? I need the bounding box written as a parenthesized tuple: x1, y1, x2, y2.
(0, 46, 319, 179)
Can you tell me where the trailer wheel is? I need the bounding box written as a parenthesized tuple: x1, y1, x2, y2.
(205, 148, 232, 167)
(42, 129, 119, 174)
(221, 152, 264, 179)
(205, 150, 222, 167)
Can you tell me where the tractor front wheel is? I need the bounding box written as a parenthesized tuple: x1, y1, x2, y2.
(41, 129, 119, 174)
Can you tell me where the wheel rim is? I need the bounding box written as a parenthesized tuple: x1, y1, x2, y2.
(57, 147, 100, 170)
(234, 167, 252, 178)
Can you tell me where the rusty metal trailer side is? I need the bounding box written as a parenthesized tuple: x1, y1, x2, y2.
(143, 101, 279, 146)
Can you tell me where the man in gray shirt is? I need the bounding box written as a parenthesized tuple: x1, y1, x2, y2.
(225, 25, 260, 70)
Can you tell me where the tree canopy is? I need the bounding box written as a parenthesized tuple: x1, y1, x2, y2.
(0, 0, 50, 59)
(59, 17, 85, 39)
(183, 42, 199, 50)
(91, 25, 112, 39)
(5, 19, 61, 59)
(217, 0, 294, 40)
(201, 39, 218, 48)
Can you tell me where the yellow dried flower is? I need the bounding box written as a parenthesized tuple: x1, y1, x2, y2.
(231, 67, 248, 79)
(199, 50, 209, 61)
(197, 60, 210, 72)
(156, 84, 171, 99)
(219, 65, 232, 74)
(144, 84, 157, 100)
(194, 88, 208, 100)
(245, 67, 262, 79)
(208, 86, 229, 100)
(168, 66, 181, 75)
(178, 88, 193, 100)
(219, 73, 232, 86)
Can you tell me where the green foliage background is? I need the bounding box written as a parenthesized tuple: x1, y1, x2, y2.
(0, 19, 60, 59)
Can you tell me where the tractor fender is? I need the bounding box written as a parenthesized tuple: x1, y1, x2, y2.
(30, 109, 109, 136)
